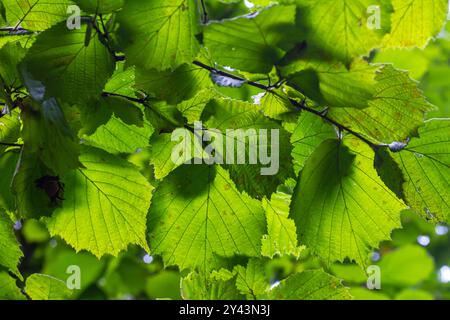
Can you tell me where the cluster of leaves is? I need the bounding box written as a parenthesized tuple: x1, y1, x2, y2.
(0, 0, 449, 300)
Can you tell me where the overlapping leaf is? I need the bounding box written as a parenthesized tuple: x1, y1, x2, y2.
(0, 210, 23, 278)
(148, 164, 266, 271)
(25, 273, 73, 300)
(118, 0, 200, 71)
(328, 65, 435, 143)
(3, 0, 73, 31)
(291, 138, 406, 266)
(204, 5, 296, 73)
(45, 146, 153, 257)
(202, 98, 294, 198)
(289, 0, 388, 65)
(383, 0, 448, 48)
(393, 119, 450, 222)
(23, 21, 115, 104)
(261, 188, 303, 258)
(269, 270, 352, 300)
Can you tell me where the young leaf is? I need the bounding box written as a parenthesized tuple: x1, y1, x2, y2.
(261, 188, 303, 258)
(45, 146, 153, 258)
(290, 138, 406, 267)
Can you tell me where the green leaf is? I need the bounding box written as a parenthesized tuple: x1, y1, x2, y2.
(0, 41, 26, 88)
(148, 164, 266, 271)
(75, 0, 123, 13)
(84, 112, 154, 154)
(377, 244, 434, 286)
(3, 0, 73, 31)
(202, 98, 295, 198)
(0, 109, 21, 153)
(290, 111, 336, 174)
(148, 131, 204, 180)
(328, 65, 435, 143)
(181, 271, 244, 300)
(177, 89, 218, 124)
(25, 273, 73, 300)
(45, 146, 153, 258)
(204, 5, 296, 73)
(118, 0, 200, 71)
(0, 210, 23, 278)
(135, 62, 211, 105)
(383, 0, 448, 48)
(0, 272, 26, 300)
(393, 119, 450, 222)
(104, 64, 136, 97)
(12, 150, 55, 218)
(269, 270, 351, 300)
(292, 0, 386, 65)
(291, 138, 406, 266)
(283, 58, 379, 109)
(234, 259, 269, 299)
(21, 98, 80, 174)
(258, 88, 298, 122)
(261, 188, 303, 258)
(0, 150, 19, 212)
(23, 21, 115, 104)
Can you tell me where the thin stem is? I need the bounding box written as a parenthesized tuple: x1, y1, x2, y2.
(99, 15, 110, 40)
(193, 61, 269, 91)
(102, 91, 146, 104)
(0, 27, 33, 33)
(199, 0, 208, 24)
(192, 60, 380, 149)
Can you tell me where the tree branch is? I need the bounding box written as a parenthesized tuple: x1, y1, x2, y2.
(0, 27, 33, 35)
(192, 60, 381, 149)
(193, 61, 269, 91)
